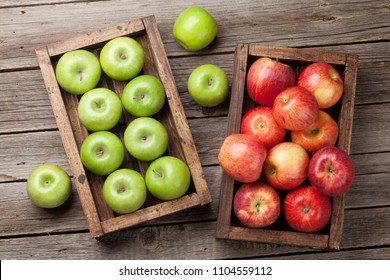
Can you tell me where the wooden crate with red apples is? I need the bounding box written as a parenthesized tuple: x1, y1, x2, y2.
(35, 16, 212, 238)
(216, 44, 358, 249)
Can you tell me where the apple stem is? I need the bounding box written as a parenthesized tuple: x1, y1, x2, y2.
(96, 147, 105, 157)
(326, 164, 336, 174)
(120, 53, 127, 60)
(153, 169, 163, 178)
(310, 128, 320, 135)
(78, 70, 83, 81)
(133, 93, 145, 100)
(95, 101, 101, 109)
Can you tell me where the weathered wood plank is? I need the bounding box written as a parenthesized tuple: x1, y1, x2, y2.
(0, 0, 99, 7)
(258, 247, 390, 259)
(0, 180, 88, 236)
(0, 0, 389, 70)
(351, 103, 390, 154)
(0, 131, 70, 182)
(0, 165, 222, 237)
(0, 207, 389, 259)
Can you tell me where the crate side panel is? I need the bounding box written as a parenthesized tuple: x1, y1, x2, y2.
(100, 193, 201, 234)
(328, 54, 359, 249)
(216, 44, 249, 239)
(35, 48, 104, 237)
(142, 16, 211, 204)
(228, 226, 330, 249)
(47, 19, 145, 57)
(248, 45, 347, 65)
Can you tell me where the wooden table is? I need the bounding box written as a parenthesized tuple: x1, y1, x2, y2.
(0, 0, 389, 260)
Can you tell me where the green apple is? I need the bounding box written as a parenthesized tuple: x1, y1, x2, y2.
(26, 164, 72, 208)
(173, 6, 218, 51)
(102, 168, 147, 214)
(99, 36, 145, 81)
(80, 131, 124, 176)
(145, 156, 191, 200)
(122, 75, 166, 117)
(187, 63, 229, 107)
(55, 49, 101, 95)
(77, 88, 122, 131)
(124, 117, 168, 161)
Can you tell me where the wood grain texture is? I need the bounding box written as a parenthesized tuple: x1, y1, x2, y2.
(0, 207, 389, 259)
(0, 0, 389, 71)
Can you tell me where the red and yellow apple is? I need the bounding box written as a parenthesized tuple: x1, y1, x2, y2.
(218, 133, 267, 183)
(234, 181, 281, 228)
(273, 86, 319, 131)
(284, 185, 332, 233)
(308, 146, 355, 196)
(298, 62, 344, 108)
(246, 57, 296, 106)
(240, 106, 286, 150)
(263, 142, 309, 190)
(291, 110, 339, 154)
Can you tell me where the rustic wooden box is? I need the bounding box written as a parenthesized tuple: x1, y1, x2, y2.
(35, 16, 212, 238)
(216, 44, 358, 249)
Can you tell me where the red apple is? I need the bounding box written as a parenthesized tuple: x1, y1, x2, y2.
(298, 62, 344, 108)
(308, 146, 355, 196)
(218, 134, 267, 183)
(234, 181, 281, 228)
(284, 185, 332, 233)
(246, 57, 296, 106)
(273, 86, 319, 131)
(291, 110, 339, 154)
(263, 142, 309, 190)
(240, 106, 286, 150)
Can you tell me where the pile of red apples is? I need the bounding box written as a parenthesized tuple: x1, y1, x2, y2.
(218, 57, 355, 233)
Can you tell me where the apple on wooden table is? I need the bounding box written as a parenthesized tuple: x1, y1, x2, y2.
(145, 156, 191, 201)
(99, 36, 145, 81)
(218, 133, 267, 183)
(27, 164, 72, 208)
(102, 168, 147, 214)
(77, 88, 122, 131)
(80, 131, 125, 176)
(173, 6, 218, 51)
(123, 117, 168, 162)
(234, 181, 281, 228)
(55, 49, 101, 95)
(284, 185, 332, 233)
(240, 106, 286, 150)
(187, 63, 229, 107)
(246, 57, 296, 106)
(121, 74, 166, 117)
(298, 62, 344, 108)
